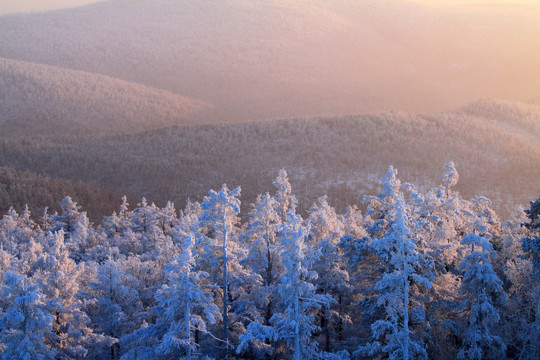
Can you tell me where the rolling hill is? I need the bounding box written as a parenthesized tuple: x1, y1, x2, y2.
(1, 0, 539, 121)
(1, 99, 538, 218)
(0, 57, 212, 137)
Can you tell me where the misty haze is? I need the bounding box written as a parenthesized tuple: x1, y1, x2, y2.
(0, 1, 539, 359)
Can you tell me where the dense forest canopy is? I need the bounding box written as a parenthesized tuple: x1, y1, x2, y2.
(0, 166, 538, 359)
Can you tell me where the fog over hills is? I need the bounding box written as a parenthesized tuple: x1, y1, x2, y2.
(1, 0, 539, 121)
(0, 0, 538, 219)
(1, 99, 538, 217)
(0, 58, 212, 137)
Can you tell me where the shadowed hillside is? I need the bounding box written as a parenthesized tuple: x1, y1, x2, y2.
(0, 166, 124, 221)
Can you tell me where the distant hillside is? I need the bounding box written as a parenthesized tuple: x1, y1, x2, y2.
(0, 166, 124, 221)
(1, 99, 538, 217)
(457, 99, 540, 144)
(1, 0, 539, 120)
(0, 58, 212, 137)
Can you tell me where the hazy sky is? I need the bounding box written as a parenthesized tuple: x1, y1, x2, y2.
(0, 0, 102, 14)
(1, 0, 538, 14)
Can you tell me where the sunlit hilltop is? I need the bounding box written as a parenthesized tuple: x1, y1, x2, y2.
(1, 0, 539, 120)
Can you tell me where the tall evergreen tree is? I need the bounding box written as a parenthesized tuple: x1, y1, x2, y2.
(199, 185, 253, 358)
(87, 260, 141, 359)
(154, 228, 221, 359)
(242, 193, 283, 330)
(273, 169, 298, 223)
(358, 167, 433, 360)
(458, 232, 506, 360)
(238, 209, 335, 360)
(0, 271, 56, 360)
(307, 195, 349, 352)
(41, 230, 109, 358)
(519, 195, 540, 358)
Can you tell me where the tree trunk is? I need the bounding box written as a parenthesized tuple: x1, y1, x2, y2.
(186, 267, 192, 360)
(294, 286, 300, 360)
(324, 305, 331, 352)
(338, 295, 344, 342)
(222, 221, 229, 359)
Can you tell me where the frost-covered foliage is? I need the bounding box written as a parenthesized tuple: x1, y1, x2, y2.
(237, 208, 334, 360)
(307, 195, 349, 352)
(458, 232, 505, 360)
(2, 99, 539, 226)
(0, 167, 536, 359)
(242, 193, 283, 329)
(517, 195, 540, 359)
(0, 271, 55, 360)
(273, 169, 298, 223)
(441, 161, 459, 200)
(198, 185, 259, 359)
(358, 167, 433, 360)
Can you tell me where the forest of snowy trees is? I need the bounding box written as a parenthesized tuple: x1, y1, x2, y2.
(0, 165, 538, 359)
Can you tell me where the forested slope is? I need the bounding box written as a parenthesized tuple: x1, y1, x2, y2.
(0, 57, 212, 137)
(0, 166, 123, 221)
(1, 100, 538, 218)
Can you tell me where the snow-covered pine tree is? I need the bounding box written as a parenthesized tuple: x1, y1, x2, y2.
(340, 205, 368, 240)
(519, 195, 540, 358)
(0, 271, 56, 360)
(338, 205, 375, 349)
(86, 259, 142, 359)
(0, 207, 37, 263)
(116, 254, 164, 357)
(198, 185, 254, 358)
(307, 195, 349, 352)
(242, 193, 283, 328)
(500, 208, 537, 359)
(358, 166, 433, 360)
(154, 226, 221, 359)
(129, 198, 157, 234)
(52, 196, 86, 237)
(155, 201, 178, 235)
(40, 230, 109, 358)
(421, 163, 468, 358)
(441, 161, 459, 200)
(458, 232, 506, 360)
(273, 169, 298, 223)
(238, 208, 336, 360)
(102, 196, 132, 238)
(51, 197, 95, 262)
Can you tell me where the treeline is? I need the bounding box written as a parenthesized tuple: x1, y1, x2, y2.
(0, 165, 538, 359)
(0, 166, 121, 221)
